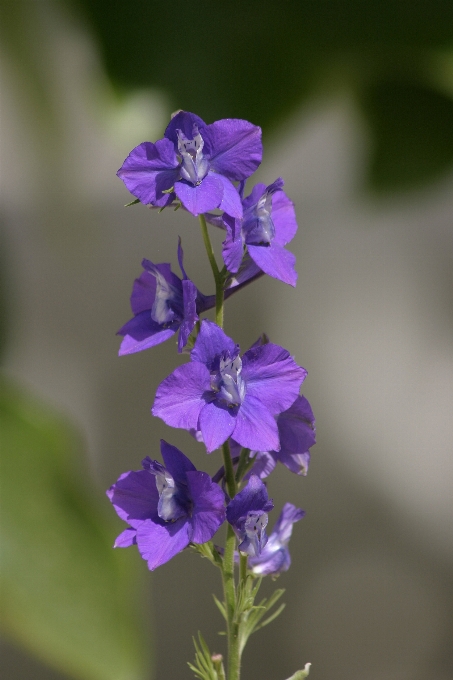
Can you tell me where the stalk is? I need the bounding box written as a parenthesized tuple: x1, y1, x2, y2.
(200, 213, 241, 679)
(199, 213, 224, 327)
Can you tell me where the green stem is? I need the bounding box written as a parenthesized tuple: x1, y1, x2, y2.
(239, 554, 248, 585)
(221, 443, 242, 679)
(199, 213, 219, 278)
(199, 213, 225, 327)
(199, 214, 240, 677)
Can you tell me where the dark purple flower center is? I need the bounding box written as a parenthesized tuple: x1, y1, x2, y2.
(210, 352, 246, 408)
(242, 190, 275, 246)
(177, 125, 209, 186)
(150, 268, 184, 326)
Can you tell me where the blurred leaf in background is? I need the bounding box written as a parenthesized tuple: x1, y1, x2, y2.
(73, 0, 453, 192)
(0, 378, 150, 680)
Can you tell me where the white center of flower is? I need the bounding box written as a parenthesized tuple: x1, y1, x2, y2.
(242, 190, 275, 246)
(150, 269, 182, 325)
(177, 126, 209, 185)
(212, 354, 246, 408)
(153, 467, 186, 521)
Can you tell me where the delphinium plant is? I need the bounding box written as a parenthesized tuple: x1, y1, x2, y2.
(107, 110, 315, 680)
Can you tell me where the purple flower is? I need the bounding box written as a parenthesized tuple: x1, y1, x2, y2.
(106, 440, 225, 570)
(247, 503, 305, 576)
(117, 240, 213, 354)
(231, 395, 316, 479)
(117, 241, 268, 356)
(226, 475, 274, 556)
(117, 111, 262, 218)
(152, 319, 307, 453)
(208, 178, 298, 286)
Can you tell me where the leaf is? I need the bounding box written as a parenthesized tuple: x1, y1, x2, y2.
(360, 78, 453, 191)
(285, 663, 311, 680)
(0, 377, 150, 680)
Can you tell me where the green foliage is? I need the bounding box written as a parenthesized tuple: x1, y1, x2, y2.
(188, 633, 225, 680)
(235, 577, 286, 655)
(191, 541, 224, 569)
(72, 0, 453, 192)
(285, 664, 311, 680)
(0, 378, 150, 680)
(360, 78, 453, 190)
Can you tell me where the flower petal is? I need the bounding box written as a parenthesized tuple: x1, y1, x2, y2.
(117, 138, 180, 205)
(277, 451, 311, 476)
(248, 451, 277, 479)
(114, 527, 137, 548)
(225, 252, 263, 290)
(136, 517, 191, 570)
(164, 111, 206, 146)
(191, 320, 237, 368)
(271, 502, 305, 545)
(199, 402, 236, 452)
(203, 119, 262, 180)
(242, 343, 307, 414)
(248, 242, 297, 286)
(178, 279, 198, 352)
(118, 311, 178, 356)
(222, 218, 244, 273)
(186, 471, 226, 543)
(210, 172, 243, 219)
(233, 395, 280, 451)
(174, 176, 223, 215)
(159, 440, 196, 484)
(129, 269, 157, 315)
(152, 362, 210, 430)
(272, 190, 298, 246)
(242, 183, 267, 212)
(226, 475, 272, 526)
(107, 470, 159, 525)
(278, 395, 316, 457)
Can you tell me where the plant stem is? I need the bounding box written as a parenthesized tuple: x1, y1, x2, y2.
(199, 214, 224, 327)
(199, 213, 241, 678)
(199, 213, 220, 278)
(221, 429, 241, 679)
(239, 554, 248, 585)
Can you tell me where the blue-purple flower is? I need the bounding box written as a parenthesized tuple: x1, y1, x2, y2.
(152, 319, 307, 453)
(117, 240, 210, 354)
(247, 503, 304, 576)
(106, 440, 225, 570)
(117, 241, 269, 355)
(117, 111, 262, 218)
(208, 178, 298, 286)
(226, 475, 274, 556)
(231, 395, 316, 479)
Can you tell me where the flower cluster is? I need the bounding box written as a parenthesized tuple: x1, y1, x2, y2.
(109, 109, 316, 677)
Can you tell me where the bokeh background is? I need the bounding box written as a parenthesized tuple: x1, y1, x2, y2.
(1, 1, 453, 679)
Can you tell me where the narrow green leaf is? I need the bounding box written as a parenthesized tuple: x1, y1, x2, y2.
(124, 198, 140, 206)
(212, 594, 227, 622)
(0, 378, 150, 680)
(285, 663, 311, 679)
(253, 603, 286, 631)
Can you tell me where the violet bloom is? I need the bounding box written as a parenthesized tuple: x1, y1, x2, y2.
(152, 320, 307, 453)
(248, 503, 304, 576)
(209, 178, 298, 286)
(226, 475, 274, 556)
(231, 395, 316, 479)
(117, 111, 262, 218)
(117, 240, 212, 354)
(106, 440, 225, 570)
(117, 241, 268, 356)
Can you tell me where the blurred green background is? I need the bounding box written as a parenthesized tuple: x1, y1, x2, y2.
(1, 1, 453, 679)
